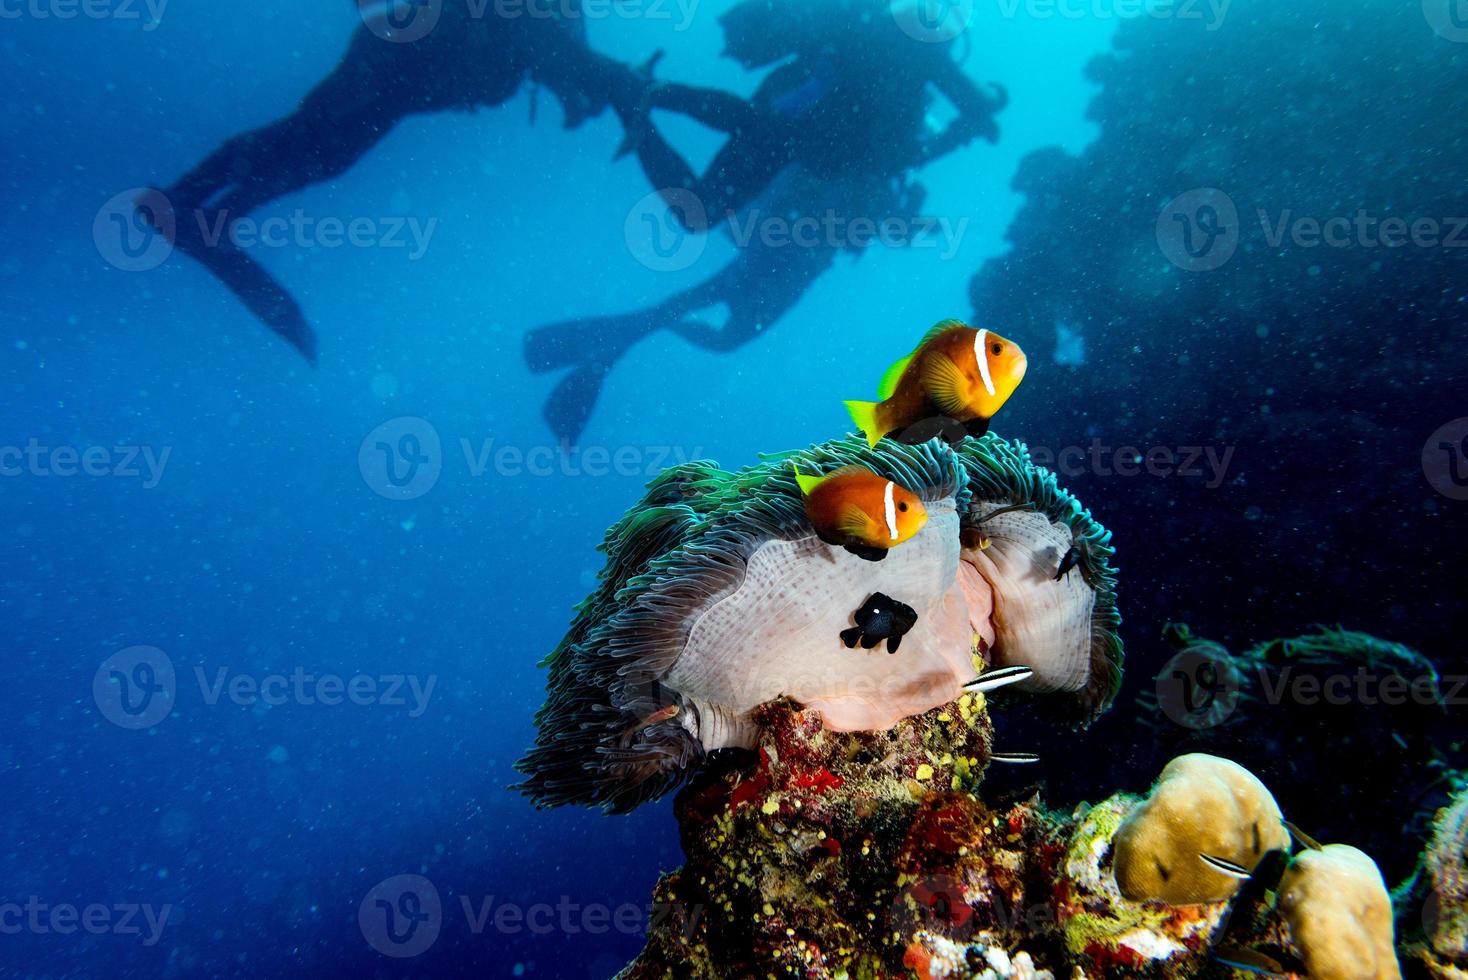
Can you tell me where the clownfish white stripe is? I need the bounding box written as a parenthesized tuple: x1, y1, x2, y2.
(975, 328, 997, 397)
(883, 480, 898, 540)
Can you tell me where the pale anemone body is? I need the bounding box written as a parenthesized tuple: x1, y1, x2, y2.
(669, 499, 969, 746)
(964, 508, 1094, 695)
(516, 435, 1122, 812)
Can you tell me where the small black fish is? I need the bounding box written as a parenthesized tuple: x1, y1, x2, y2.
(1214, 945, 1287, 978)
(840, 592, 918, 654)
(1204, 847, 1295, 976)
(1284, 820, 1324, 852)
(1054, 545, 1081, 581)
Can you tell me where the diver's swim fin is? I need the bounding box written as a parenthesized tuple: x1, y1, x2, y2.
(175, 235, 317, 363)
(543, 361, 611, 448)
(525, 318, 595, 373)
(524, 312, 657, 374)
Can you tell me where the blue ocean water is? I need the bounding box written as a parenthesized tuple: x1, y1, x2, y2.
(15, 0, 1468, 975)
(3, 3, 1115, 977)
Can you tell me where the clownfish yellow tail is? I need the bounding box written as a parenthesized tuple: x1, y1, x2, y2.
(843, 400, 884, 448)
(791, 463, 822, 497)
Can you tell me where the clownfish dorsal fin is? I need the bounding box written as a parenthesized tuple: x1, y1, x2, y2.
(793, 464, 869, 496)
(918, 318, 968, 349)
(884, 320, 967, 398)
(821, 464, 873, 482)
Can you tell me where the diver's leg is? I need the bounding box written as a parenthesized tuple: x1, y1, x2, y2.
(645, 82, 759, 134)
(529, 277, 722, 444)
(158, 30, 442, 362)
(532, 228, 831, 442)
(523, 286, 700, 376)
(614, 79, 751, 160)
(664, 240, 836, 353)
(616, 84, 776, 227)
(616, 120, 699, 207)
(621, 129, 786, 232)
(165, 29, 421, 219)
(529, 26, 650, 130)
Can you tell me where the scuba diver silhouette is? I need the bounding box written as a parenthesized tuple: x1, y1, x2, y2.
(523, 0, 1007, 445)
(154, 0, 644, 361)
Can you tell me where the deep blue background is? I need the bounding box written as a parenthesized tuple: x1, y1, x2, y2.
(1, 2, 1115, 976)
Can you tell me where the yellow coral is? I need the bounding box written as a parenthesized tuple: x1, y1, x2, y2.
(1112, 753, 1289, 905)
(1278, 844, 1401, 980)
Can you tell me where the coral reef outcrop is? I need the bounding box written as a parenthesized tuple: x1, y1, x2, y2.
(1402, 788, 1468, 978)
(1111, 753, 1289, 906)
(1278, 845, 1401, 980)
(617, 695, 1405, 978)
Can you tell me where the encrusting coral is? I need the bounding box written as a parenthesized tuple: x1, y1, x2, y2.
(1111, 753, 1290, 906)
(1403, 787, 1468, 978)
(615, 695, 1065, 979)
(617, 690, 1412, 979)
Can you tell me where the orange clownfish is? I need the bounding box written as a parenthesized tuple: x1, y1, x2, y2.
(793, 464, 928, 562)
(844, 320, 1028, 448)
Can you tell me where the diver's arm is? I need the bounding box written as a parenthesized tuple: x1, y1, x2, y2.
(919, 57, 1007, 162)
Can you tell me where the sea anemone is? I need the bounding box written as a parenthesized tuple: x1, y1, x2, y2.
(955, 434, 1123, 723)
(516, 434, 1122, 813)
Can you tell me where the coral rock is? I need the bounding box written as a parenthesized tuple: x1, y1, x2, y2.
(1112, 753, 1290, 906)
(1278, 844, 1401, 980)
(1408, 788, 1468, 978)
(616, 696, 1079, 978)
(619, 704, 1291, 978)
